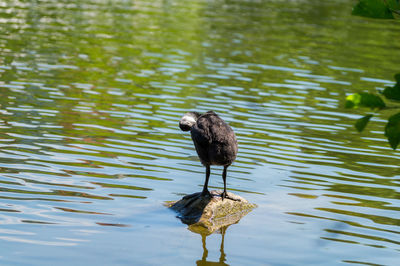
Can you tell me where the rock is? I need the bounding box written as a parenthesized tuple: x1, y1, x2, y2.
(166, 190, 257, 234)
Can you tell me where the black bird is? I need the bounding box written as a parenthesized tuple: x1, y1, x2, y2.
(179, 111, 238, 200)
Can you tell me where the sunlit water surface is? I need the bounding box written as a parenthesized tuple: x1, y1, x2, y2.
(0, 0, 399, 265)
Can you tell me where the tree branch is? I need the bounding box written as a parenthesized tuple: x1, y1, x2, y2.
(392, 9, 400, 15)
(382, 0, 400, 16)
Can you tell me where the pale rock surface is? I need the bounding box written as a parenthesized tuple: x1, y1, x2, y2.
(166, 190, 256, 234)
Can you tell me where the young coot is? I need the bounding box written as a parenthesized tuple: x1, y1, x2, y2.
(179, 111, 238, 199)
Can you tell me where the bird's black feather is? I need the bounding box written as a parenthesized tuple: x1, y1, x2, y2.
(190, 111, 237, 166)
(179, 110, 238, 199)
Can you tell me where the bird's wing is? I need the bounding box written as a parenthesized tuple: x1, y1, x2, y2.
(191, 116, 212, 145)
(208, 119, 235, 144)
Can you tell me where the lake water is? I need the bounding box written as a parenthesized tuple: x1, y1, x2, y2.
(1, 0, 399, 265)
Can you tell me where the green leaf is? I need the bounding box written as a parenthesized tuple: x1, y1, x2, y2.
(395, 73, 400, 82)
(384, 112, 400, 150)
(355, 114, 373, 132)
(382, 84, 400, 101)
(381, 73, 400, 101)
(345, 92, 386, 109)
(352, 0, 394, 19)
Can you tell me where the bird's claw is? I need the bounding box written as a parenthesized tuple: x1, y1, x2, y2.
(221, 191, 227, 201)
(221, 191, 240, 201)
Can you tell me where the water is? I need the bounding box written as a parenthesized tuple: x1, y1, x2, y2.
(1, 0, 399, 265)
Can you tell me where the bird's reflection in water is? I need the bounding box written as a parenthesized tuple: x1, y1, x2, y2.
(196, 226, 229, 266)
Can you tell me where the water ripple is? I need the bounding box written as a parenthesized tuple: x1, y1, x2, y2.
(0, 0, 399, 264)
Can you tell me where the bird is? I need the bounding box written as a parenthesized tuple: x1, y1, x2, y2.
(179, 111, 238, 200)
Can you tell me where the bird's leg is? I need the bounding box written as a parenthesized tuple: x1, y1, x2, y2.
(201, 165, 211, 197)
(221, 166, 228, 200)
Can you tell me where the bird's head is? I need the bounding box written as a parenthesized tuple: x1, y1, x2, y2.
(179, 112, 201, 131)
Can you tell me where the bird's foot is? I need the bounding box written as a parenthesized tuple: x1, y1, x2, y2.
(221, 191, 240, 201)
(221, 191, 227, 201)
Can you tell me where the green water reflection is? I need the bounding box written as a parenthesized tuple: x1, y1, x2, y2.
(0, 0, 399, 265)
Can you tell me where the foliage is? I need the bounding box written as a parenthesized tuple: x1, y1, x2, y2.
(345, 92, 386, 109)
(352, 0, 400, 19)
(382, 74, 400, 100)
(355, 114, 373, 132)
(346, 0, 400, 150)
(385, 112, 400, 149)
(346, 74, 400, 149)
